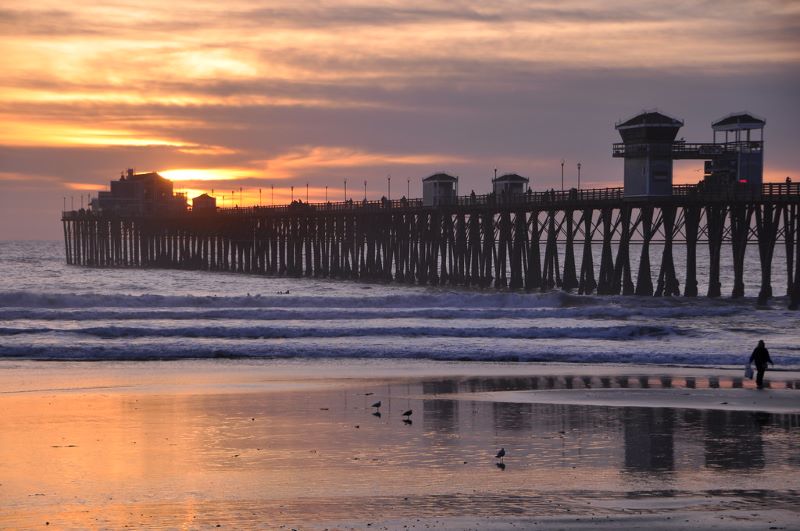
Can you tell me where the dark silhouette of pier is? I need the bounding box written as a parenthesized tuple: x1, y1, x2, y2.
(62, 182, 800, 308)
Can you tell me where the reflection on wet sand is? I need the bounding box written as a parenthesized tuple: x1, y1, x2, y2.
(1, 370, 798, 528)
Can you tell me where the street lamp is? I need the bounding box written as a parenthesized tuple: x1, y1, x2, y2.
(388, 174, 391, 200)
(577, 162, 582, 190)
(325, 185, 328, 202)
(271, 184, 274, 206)
(259, 188, 261, 206)
(306, 182, 309, 202)
(344, 179, 347, 201)
(560, 159, 565, 191)
(364, 180, 367, 201)
(291, 186, 294, 202)
(407, 178, 410, 198)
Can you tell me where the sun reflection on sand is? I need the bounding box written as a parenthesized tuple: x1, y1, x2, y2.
(0, 361, 798, 527)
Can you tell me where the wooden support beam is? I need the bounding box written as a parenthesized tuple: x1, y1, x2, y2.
(683, 206, 700, 297)
(562, 210, 578, 291)
(597, 208, 615, 294)
(755, 203, 783, 304)
(578, 209, 597, 295)
(635, 206, 654, 296)
(706, 205, 726, 297)
(729, 204, 753, 298)
(655, 205, 680, 297)
(612, 206, 634, 295)
(526, 212, 542, 291)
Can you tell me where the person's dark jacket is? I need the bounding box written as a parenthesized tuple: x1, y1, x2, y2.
(749, 345, 773, 368)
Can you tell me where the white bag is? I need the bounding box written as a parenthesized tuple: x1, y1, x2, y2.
(744, 364, 754, 379)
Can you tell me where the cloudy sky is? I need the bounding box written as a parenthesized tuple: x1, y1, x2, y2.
(1, 0, 798, 239)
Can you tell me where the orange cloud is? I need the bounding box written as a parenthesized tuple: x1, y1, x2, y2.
(263, 146, 471, 178)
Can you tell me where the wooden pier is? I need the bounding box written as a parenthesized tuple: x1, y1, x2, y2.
(62, 183, 800, 308)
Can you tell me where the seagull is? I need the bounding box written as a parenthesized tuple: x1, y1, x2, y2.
(371, 401, 382, 409)
(496, 448, 506, 462)
(402, 409, 413, 418)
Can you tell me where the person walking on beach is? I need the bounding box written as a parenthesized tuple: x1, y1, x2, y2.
(749, 340, 774, 389)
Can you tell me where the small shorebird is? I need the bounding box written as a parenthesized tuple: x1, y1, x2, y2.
(402, 409, 412, 418)
(371, 401, 381, 409)
(495, 448, 505, 462)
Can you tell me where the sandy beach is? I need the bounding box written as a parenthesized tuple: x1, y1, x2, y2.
(1, 359, 798, 530)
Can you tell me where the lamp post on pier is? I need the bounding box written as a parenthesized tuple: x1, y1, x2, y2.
(560, 159, 565, 191)
(407, 178, 410, 198)
(577, 162, 582, 190)
(259, 188, 261, 206)
(344, 179, 347, 201)
(363, 180, 367, 201)
(325, 185, 328, 202)
(271, 184, 274, 206)
(306, 182, 309, 202)
(387, 174, 391, 200)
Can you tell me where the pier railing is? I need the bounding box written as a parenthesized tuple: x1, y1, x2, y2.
(613, 141, 764, 159)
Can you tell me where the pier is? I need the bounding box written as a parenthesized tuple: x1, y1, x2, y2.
(62, 182, 800, 308)
(60, 111, 800, 308)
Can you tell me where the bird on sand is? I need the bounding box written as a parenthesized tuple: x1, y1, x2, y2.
(371, 401, 381, 409)
(402, 409, 412, 418)
(496, 448, 506, 462)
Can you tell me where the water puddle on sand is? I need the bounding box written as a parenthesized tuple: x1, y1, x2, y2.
(1, 373, 798, 527)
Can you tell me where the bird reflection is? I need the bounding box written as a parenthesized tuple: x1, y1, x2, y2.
(372, 411, 382, 418)
(403, 418, 413, 425)
(496, 462, 506, 471)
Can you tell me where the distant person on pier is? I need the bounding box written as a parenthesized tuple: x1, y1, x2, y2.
(749, 340, 774, 389)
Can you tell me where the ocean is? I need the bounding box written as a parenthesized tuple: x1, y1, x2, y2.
(1, 240, 798, 367)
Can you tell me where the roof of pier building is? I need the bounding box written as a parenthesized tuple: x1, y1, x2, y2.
(423, 173, 458, 182)
(712, 112, 766, 131)
(493, 173, 529, 183)
(615, 110, 684, 144)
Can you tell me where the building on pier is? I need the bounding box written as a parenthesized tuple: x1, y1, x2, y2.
(613, 110, 766, 198)
(422, 173, 458, 206)
(192, 193, 217, 212)
(492, 173, 529, 196)
(615, 110, 683, 198)
(705, 112, 765, 192)
(93, 169, 187, 215)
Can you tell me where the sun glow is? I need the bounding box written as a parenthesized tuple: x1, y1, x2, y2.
(160, 168, 261, 182)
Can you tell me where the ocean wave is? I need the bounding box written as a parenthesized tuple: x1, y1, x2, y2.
(0, 324, 683, 340)
(0, 289, 597, 309)
(0, 303, 743, 322)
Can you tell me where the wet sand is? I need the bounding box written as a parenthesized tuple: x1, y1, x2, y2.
(1, 359, 798, 529)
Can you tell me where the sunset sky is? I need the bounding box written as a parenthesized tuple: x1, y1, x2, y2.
(1, 0, 798, 239)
